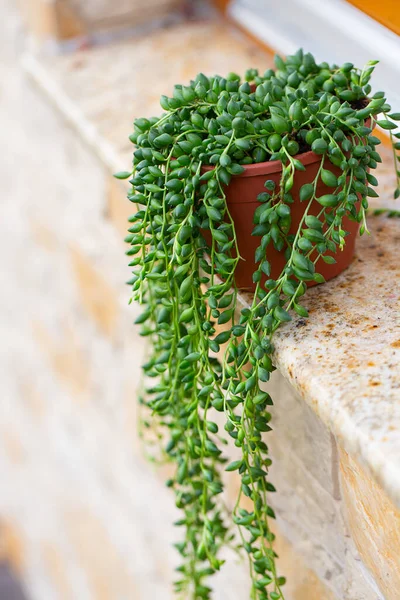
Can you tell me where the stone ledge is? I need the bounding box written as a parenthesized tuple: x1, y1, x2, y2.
(17, 0, 187, 45)
(238, 212, 400, 509)
(23, 19, 272, 172)
(19, 19, 400, 600)
(22, 17, 400, 510)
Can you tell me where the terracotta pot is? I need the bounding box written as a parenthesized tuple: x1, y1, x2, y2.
(202, 151, 360, 292)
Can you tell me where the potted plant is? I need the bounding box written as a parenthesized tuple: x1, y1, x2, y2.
(116, 50, 400, 599)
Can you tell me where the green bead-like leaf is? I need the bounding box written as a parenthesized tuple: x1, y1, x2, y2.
(322, 255, 336, 264)
(321, 169, 338, 188)
(214, 331, 230, 344)
(179, 307, 194, 323)
(245, 375, 257, 391)
(218, 309, 233, 325)
(292, 251, 310, 271)
(314, 272, 326, 283)
(271, 113, 289, 135)
(226, 460, 243, 472)
(299, 183, 314, 202)
(154, 133, 174, 147)
(377, 120, 397, 130)
(317, 194, 339, 207)
(114, 171, 132, 180)
(186, 352, 201, 362)
(273, 306, 292, 322)
(311, 138, 328, 154)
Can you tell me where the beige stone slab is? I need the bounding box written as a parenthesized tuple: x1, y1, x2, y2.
(265, 522, 336, 600)
(238, 213, 400, 510)
(68, 0, 185, 31)
(221, 370, 385, 598)
(17, 0, 185, 42)
(16, 0, 86, 41)
(23, 19, 273, 172)
(340, 448, 400, 600)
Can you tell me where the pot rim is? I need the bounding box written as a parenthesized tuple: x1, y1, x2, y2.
(202, 149, 321, 178)
(202, 116, 373, 179)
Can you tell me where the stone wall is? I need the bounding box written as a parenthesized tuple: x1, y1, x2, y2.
(0, 63, 331, 599)
(16, 0, 185, 46)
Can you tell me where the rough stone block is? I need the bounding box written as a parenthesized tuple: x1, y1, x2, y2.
(70, 246, 119, 339)
(340, 448, 400, 600)
(17, 0, 85, 42)
(266, 373, 340, 499)
(106, 176, 131, 239)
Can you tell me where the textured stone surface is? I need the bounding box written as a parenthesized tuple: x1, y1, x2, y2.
(340, 449, 400, 600)
(239, 212, 400, 510)
(224, 373, 387, 599)
(16, 0, 185, 43)
(107, 175, 132, 237)
(16, 0, 62, 40)
(68, 0, 185, 30)
(70, 245, 119, 339)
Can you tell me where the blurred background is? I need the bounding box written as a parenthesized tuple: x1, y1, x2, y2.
(0, 0, 399, 598)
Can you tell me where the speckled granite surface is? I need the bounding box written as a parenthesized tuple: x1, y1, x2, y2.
(241, 214, 400, 507)
(23, 20, 400, 508)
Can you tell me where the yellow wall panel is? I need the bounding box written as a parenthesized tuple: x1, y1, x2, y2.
(346, 0, 400, 35)
(212, 0, 231, 11)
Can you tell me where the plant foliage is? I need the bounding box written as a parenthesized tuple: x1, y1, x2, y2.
(118, 50, 399, 599)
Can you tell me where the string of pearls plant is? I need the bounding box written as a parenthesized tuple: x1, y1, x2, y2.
(116, 50, 400, 599)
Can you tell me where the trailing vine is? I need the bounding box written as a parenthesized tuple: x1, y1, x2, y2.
(116, 50, 400, 599)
